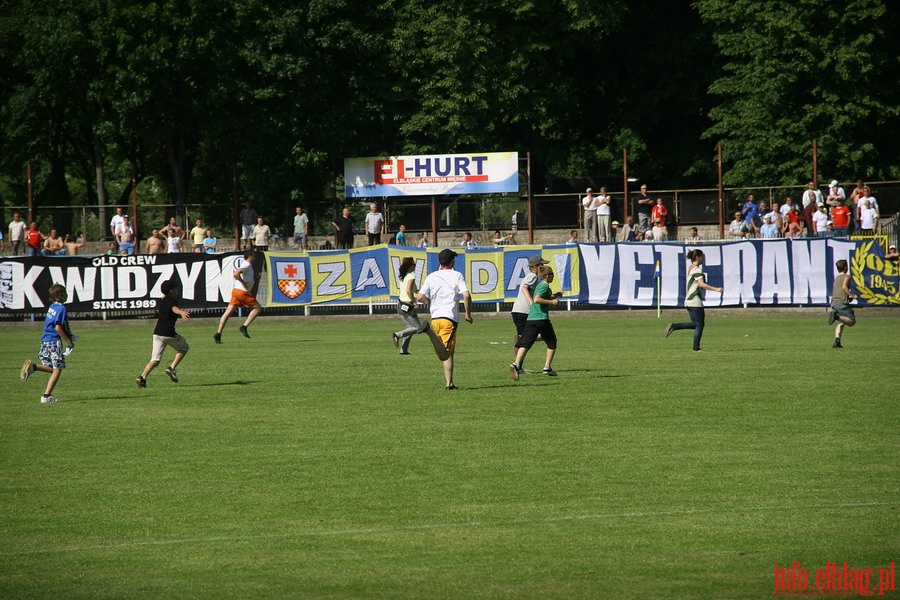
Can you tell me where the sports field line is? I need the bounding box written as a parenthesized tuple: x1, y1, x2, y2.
(0, 501, 891, 557)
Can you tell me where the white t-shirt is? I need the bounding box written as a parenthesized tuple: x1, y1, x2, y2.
(167, 235, 182, 253)
(365, 212, 384, 234)
(859, 206, 877, 230)
(582, 195, 595, 211)
(232, 257, 254, 292)
(596, 194, 611, 216)
(779, 204, 792, 218)
(812, 210, 828, 233)
(511, 271, 539, 315)
(802, 189, 823, 207)
(8, 220, 26, 241)
(418, 268, 468, 322)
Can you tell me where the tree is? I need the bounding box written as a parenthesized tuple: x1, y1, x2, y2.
(695, 0, 900, 185)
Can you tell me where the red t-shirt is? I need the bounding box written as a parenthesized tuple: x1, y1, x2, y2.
(831, 205, 850, 228)
(26, 229, 42, 249)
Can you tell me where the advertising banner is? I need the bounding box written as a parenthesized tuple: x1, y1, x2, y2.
(344, 152, 519, 198)
(1, 239, 895, 313)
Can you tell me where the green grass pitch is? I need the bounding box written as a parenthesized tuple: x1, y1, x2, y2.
(1, 308, 898, 599)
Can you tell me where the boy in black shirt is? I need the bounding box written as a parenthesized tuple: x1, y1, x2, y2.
(136, 280, 191, 388)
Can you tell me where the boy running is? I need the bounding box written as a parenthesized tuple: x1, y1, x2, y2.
(21, 284, 74, 403)
(136, 280, 190, 387)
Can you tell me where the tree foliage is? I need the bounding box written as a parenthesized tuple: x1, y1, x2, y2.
(695, 0, 900, 185)
(0, 0, 896, 225)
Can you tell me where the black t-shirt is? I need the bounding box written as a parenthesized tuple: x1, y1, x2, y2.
(636, 193, 651, 215)
(335, 215, 355, 241)
(153, 297, 179, 337)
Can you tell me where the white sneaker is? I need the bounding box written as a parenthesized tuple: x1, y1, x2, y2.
(40, 394, 58, 404)
(21, 359, 35, 381)
(165, 366, 178, 383)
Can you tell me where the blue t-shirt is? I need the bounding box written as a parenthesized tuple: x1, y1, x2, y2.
(204, 237, 217, 253)
(742, 201, 760, 224)
(395, 231, 406, 246)
(41, 301, 68, 342)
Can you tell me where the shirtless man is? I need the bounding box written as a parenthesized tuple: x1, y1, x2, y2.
(116, 215, 136, 255)
(64, 234, 85, 255)
(145, 230, 165, 254)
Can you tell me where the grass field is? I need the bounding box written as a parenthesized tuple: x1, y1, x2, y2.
(1, 308, 898, 599)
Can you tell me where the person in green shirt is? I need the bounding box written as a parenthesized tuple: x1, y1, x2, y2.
(509, 265, 562, 380)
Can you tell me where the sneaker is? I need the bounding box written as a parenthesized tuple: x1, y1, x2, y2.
(509, 363, 520, 381)
(542, 367, 558, 376)
(446, 384, 458, 390)
(40, 394, 58, 404)
(399, 351, 410, 355)
(165, 366, 178, 383)
(417, 321, 430, 334)
(20, 359, 35, 382)
(833, 339, 843, 349)
(664, 324, 675, 338)
(214, 332, 222, 344)
(392, 333, 400, 348)
(135, 375, 147, 388)
(827, 311, 836, 325)
(239, 325, 250, 338)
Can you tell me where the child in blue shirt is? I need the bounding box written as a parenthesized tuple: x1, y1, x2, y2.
(20, 284, 74, 404)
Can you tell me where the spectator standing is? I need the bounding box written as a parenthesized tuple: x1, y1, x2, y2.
(332, 207, 355, 249)
(42, 229, 66, 255)
(25, 222, 45, 256)
(214, 250, 263, 343)
(686, 227, 701, 242)
(811, 202, 830, 237)
(417, 232, 428, 248)
(857, 187, 879, 221)
(239, 202, 257, 251)
(252, 216, 271, 252)
(391, 256, 429, 355)
(145, 230, 165, 254)
(741, 194, 761, 236)
(509, 265, 563, 380)
(595, 187, 612, 242)
(784, 204, 803, 238)
(293, 206, 310, 252)
(461, 232, 477, 249)
(364, 203, 385, 245)
(116, 216, 136, 255)
(651, 198, 668, 226)
(415, 248, 473, 390)
(135, 280, 190, 389)
(858, 200, 878, 235)
(849, 179, 865, 206)
(109, 207, 126, 250)
(831, 197, 851, 237)
(581, 188, 597, 243)
(802, 198, 819, 236)
(802, 182, 823, 208)
(160, 217, 186, 242)
(635, 184, 653, 233)
(8, 213, 27, 255)
(511, 209, 521, 232)
(166, 228, 183, 253)
(663, 249, 723, 352)
(394, 224, 408, 246)
(492, 230, 513, 245)
(19, 284, 74, 403)
(203, 230, 217, 253)
(189, 219, 206, 252)
(828, 259, 856, 348)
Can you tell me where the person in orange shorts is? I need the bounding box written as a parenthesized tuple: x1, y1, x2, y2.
(214, 250, 262, 343)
